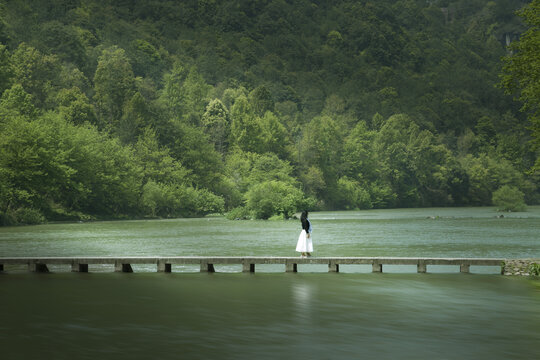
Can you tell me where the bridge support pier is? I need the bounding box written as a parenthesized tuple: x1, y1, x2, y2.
(200, 262, 215, 273)
(329, 262, 339, 272)
(460, 264, 470, 273)
(372, 263, 382, 273)
(115, 262, 133, 273)
(286, 263, 297, 273)
(29, 263, 49, 273)
(71, 263, 88, 272)
(417, 262, 427, 273)
(242, 263, 255, 273)
(157, 261, 171, 273)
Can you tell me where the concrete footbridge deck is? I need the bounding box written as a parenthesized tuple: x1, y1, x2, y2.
(0, 256, 511, 274)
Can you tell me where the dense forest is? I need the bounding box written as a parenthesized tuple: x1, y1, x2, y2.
(0, 0, 539, 224)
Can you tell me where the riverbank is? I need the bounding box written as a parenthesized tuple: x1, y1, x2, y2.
(503, 259, 540, 277)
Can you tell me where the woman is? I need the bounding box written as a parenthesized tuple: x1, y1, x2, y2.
(296, 210, 313, 257)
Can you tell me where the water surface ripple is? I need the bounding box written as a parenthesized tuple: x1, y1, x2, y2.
(1, 207, 539, 359)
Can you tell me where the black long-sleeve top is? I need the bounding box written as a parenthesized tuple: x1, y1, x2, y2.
(301, 218, 311, 233)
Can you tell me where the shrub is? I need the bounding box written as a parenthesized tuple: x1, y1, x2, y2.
(225, 206, 252, 220)
(492, 185, 526, 212)
(528, 263, 540, 277)
(335, 176, 373, 210)
(1, 207, 45, 225)
(245, 180, 304, 219)
(141, 180, 224, 218)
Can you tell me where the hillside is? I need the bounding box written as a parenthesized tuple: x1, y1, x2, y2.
(0, 0, 538, 224)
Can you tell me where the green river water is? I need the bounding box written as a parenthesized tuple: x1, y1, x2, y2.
(1, 207, 539, 359)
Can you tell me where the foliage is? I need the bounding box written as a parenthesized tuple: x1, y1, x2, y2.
(93, 46, 135, 127)
(0, 0, 539, 224)
(492, 185, 527, 211)
(528, 262, 540, 276)
(0, 207, 45, 226)
(202, 99, 230, 154)
(245, 180, 305, 220)
(225, 206, 253, 221)
(335, 176, 373, 210)
(501, 0, 540, 172)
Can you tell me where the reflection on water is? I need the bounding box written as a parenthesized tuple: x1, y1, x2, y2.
(0, 273, 538, 360)
(1, 208, 539, 359)
(292, 280, 316, 323)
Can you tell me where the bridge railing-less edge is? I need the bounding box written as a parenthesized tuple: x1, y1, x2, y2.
(0, 256, 520, 274)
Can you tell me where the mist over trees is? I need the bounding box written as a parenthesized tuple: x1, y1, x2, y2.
(0, 0, 538, 224)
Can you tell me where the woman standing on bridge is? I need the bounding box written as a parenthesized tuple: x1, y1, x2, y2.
(296, 210, 313, 257)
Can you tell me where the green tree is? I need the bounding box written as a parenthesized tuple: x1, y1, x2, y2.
(374, 114, 464, 207)
(460, 153, 534, 205)
(129, 39, 164, 80)
(492, 185, 526, 211)
(298, 165, 326, 199)
(501, 0, 540, 172)
(245, 180, 304, 219)
(224, 150, 307, 217)
(93, 46, 135, 127)
(230, 95, 264, 153)
(118, 92, 151, 144)
(161, 64, 211, 125)
(342, 120, 376, 182)
(0, 113, 78, 218)
(39, 21, 88, 68)
(299, 115, 345, 206)
(202, 99, 230, 154)
(160, 120, 224, 190)
(259, 111, 290, 158)
(161, 62, 188, 121)
(335, 176, 372, 210)
(56, 87, 96, 125)
(133, 127, 191, 187)
(249, 85, 274, 116)
(0, 83, 38, 118)
(10, 43, 60, 108)
(179, 67, 212, 125)
(225, 150, 296, 194)
(0, 44, 12, 96)
(60, 118, 143, 217)
(0, 111, 145, 220)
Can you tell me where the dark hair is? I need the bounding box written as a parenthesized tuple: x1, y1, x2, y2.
(300, 210, 308, 221)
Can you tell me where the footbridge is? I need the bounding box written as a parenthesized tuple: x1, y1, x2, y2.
(0, 256, 511, 274)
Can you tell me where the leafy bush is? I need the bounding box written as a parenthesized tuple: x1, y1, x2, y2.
(1, 208, 45, 225)
(528, 263, 540, 277)
(492, 185, 526, 212)
(335, 176, 373, 210)
(184, 187, 225, 216)
(225, 206, 252, 220)
(141, 181, 224, 218)
(245, 180, 305, 220)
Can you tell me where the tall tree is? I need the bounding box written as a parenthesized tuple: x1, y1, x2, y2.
(202, 99, 230, 154)
(56, 87, 96, 125)
(0, 44, 12, 96)
(93, 46, 135, 128)
(230, 95, 264, 153)
(161, 64, 211, 125)
(10, 43, 60, 108)
(501, 0, 540, 172)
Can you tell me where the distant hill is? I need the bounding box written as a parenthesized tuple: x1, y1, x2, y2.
(0, 0, 537, 224)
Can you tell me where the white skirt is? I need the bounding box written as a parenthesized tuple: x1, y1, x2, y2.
(296, 230, 313, 253)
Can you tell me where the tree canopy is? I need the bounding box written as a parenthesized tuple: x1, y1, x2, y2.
(0, 0, 538, 224)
